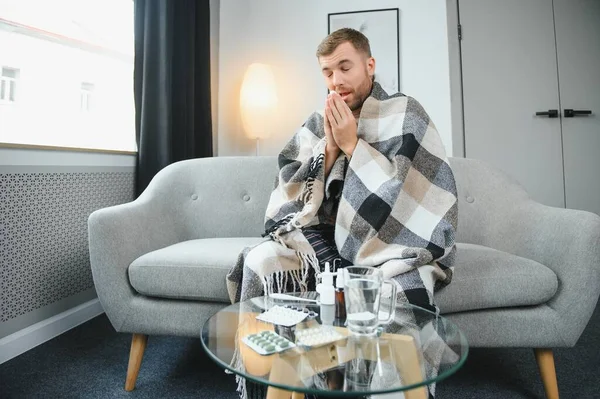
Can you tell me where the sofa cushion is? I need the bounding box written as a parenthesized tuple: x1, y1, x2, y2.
(435, 243, 558, 314)
(129, 237, 266, 302)
(130, 240, 559, 313)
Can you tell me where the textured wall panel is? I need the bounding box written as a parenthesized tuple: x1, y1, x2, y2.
(0, 167, 134, 322)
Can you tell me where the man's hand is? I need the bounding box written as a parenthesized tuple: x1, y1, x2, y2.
(325, 92, 358, 157)
(323, 107, 340, 155)
(323, 109, 340, 181)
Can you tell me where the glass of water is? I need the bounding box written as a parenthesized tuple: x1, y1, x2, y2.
(343, 266, 397, 336)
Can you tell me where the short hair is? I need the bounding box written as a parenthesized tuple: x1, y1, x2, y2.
(316, 28, 372, 58)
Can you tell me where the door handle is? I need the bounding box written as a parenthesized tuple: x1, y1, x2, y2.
(535, 109, 559, 118)
(564, 109, 592, 118)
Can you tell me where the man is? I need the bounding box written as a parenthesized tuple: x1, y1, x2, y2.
(227, 28, 457, 399)
(301, 28, 390, 276)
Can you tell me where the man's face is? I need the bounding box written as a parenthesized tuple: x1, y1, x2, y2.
(318, 41, 375, 112)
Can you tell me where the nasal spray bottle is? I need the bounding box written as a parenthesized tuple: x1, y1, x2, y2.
(335, 269, 346, 319)
(316, 262, 335, 305)
(316, 262, 336, 325)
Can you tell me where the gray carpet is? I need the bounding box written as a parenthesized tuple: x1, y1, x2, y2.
(0, 304, 598, 399)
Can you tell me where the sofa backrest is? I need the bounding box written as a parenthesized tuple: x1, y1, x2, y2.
(140, 156, 278, 240)
(142, 155, 532, 243)
(448, 157, 530, 245)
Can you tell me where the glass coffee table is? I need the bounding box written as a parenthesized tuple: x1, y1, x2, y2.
(201, 294, 468, 398)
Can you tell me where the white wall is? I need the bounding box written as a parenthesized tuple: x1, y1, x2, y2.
(217, 0, 452, 157)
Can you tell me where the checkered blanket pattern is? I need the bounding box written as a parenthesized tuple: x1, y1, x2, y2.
(226, 81, 458, 309)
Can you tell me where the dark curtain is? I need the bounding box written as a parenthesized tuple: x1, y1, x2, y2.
(134, 0, 213, 197)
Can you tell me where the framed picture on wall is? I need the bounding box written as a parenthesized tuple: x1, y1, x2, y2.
(328, 8, 400, 94)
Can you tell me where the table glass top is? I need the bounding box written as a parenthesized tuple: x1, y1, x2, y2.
(201, 294, 468, 397)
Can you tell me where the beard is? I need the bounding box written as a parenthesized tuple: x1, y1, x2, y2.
(347, 76, 373, 112)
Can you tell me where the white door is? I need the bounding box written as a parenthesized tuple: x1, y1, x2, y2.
(459, 0, 566, 208)
(554, 0, 600, 216)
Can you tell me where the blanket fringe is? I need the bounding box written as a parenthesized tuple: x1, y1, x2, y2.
(228, 325, 247, 399)
(297, 252, 320, 291)
(234, 373, 246, 399)
(262, 252, 320, 296)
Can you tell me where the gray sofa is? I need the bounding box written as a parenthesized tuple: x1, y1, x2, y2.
(88, 156, 600, 398)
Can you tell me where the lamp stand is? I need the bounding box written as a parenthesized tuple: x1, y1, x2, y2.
(256, 138, 260, 156)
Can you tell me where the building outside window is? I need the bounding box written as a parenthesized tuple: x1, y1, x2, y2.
(80, 82, 94, 112)
(0, 67, 19, 103)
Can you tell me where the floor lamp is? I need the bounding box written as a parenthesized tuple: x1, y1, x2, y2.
(240, 63, 278, 156)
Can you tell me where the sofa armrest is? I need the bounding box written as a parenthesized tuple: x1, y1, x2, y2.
(485, 200, 600, 346)
(88, 197, 180, 332)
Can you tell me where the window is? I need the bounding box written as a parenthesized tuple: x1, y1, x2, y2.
(0, 0, 136, 152)
(80, 82, 94, 112)
(0, 67, 19, 103)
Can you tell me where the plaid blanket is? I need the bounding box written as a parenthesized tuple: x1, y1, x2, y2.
(226, 81, 458, 309)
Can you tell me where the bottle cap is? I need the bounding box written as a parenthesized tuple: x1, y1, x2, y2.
(321, 262, 334, 286)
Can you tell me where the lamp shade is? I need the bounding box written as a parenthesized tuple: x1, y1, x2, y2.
(240, 63, 278, 140)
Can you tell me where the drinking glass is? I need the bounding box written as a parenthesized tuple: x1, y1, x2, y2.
(343, 266, 397, 336)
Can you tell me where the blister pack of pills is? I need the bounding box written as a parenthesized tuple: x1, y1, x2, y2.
(282, 304, 318, 318)
(294, 325, 346, 349)
(255, 305, 311, 327)
(242, 330, 296, 355)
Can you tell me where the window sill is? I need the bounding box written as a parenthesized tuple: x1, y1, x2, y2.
(0, 142, 137, 155)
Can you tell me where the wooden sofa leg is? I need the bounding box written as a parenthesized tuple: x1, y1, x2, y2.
(125, 333, 148, 391)
(534, 348, 559, 399)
